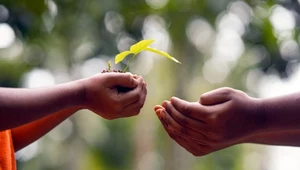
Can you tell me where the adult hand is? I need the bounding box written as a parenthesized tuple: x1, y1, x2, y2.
(154, 87, 263, 156)
(83, 72, 147, 119)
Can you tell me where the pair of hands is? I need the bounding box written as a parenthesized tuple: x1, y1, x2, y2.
(155, 88, 264, 156)
(81, 73, 265, 157)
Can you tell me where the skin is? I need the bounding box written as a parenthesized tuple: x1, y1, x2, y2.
(0, 72, 147, 151)
(154, 87, 300, 156)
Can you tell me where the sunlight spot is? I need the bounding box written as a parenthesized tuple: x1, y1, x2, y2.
(229, 1, 253, 26)
(116, 34, 136, 52)
(47, 0, 58, 18)
(22, 69, 55, 88)
(74, 42, 94, 61)
(213, 29, 245, 64)
(132, 15, 171, 75)
(104, 11, 124, 34)
(245, 69, 264, 93)
(48, 119, 73, 142)
(267, 147, 300, 170)
(258, 66, 300, 98)
(0, 5, 9, 22)
(145, 0, 169, 9)
(137, 151, 164, 170)
(279, 40, 300, 61)
(186, 18, 215, 54)
(217, 12, 245, 36)
(75, 112, 110, 146)
(0, 39, 24, 61)
(270, 5, 295, 32)
(80, 57, 111, 78)
(202, 58, 229, 84)
(0, 23, 15, 49)
(16, 141, 39, 162)
(270, 5, 295, 40)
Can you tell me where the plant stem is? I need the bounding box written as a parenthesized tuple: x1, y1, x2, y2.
(123, 54, 137, 72)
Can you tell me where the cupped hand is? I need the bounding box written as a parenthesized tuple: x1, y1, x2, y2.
(154, 87, 263, 156)
(83, 72, 147, 119)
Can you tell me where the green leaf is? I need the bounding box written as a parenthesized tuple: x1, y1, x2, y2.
(145, 47, 181, 64)
(130, 39, 155, 54)
(115, 51, 133, 64)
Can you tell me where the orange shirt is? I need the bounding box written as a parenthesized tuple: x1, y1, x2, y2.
(0, 130, 16, 170)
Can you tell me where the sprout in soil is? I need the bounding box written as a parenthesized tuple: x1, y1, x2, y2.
(111, 39, 181, 72)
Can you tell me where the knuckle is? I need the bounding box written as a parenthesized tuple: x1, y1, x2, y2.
(219, 87, 235, 97)
(199, 95, 206, 102)
(220, 87, 234, 93)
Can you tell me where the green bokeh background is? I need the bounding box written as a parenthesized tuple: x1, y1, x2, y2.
(1, 0, 300, 169)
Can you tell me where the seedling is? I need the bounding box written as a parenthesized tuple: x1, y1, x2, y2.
(108, 39, 181, 72)
(107, 61, 111, 71)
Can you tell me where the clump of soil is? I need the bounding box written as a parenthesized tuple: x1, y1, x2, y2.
(101, 69, 124, 73)
(101, 69, 133, 93)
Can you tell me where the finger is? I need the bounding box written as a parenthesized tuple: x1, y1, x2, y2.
(159, 109, 208, 144)
(122, 83, 147, 117)
(154, 105, 164, 112)
(164, 101, 207, 134)
(120, 103, 142, 118)
(105, 72, 139, 88)
(157, 113, 195, 153)
(200, 87, 233, 105)
(118, 77, 144, 106)
(157, 111, 212, 156)
(172, 133, 210, 156)
(170, 97, 209, 122)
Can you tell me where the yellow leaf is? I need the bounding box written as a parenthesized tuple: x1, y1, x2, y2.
(130, 39, 155, 54)
(115, 51, 133, 64)
(145, 47, 181, 64)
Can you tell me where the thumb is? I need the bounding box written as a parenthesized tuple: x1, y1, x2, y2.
(200, 87, 233, 105)
(105, 72, 138, 88)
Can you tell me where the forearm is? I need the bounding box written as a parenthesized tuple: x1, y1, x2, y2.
(0, 80, 85, 130)
(259, 92, 300, 132)
(11, 107, 81, 151)
(247, 130, 300, 147)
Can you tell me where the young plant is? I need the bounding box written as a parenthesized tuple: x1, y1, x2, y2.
(107, 61, 111, 72)
(114, 39, 181, 72)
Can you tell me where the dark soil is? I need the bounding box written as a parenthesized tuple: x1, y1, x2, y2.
(101, 69, 124, 73)
(101, 69, 133, 93)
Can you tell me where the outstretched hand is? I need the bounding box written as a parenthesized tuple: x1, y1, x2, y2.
(154, 87, 263, 156)
(82, 72, 147, 120)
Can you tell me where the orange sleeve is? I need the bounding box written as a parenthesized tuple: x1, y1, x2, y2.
(0, 130, 16, 170)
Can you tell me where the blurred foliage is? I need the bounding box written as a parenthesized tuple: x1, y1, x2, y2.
(1, 0, 300, 170)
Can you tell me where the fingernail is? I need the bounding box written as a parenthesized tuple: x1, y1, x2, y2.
(171, 97, 180, 102)
(162, 101, 168, 108)
(170, 97, 176, 103)
(156, 111, 161, 117)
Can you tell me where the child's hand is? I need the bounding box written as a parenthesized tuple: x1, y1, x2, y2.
(154, 87, 263, 156)
(82, 72, 147, 120)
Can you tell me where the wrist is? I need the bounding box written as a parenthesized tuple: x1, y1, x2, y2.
(247, 98, 268, 137)
(69, 79, 87, 110)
